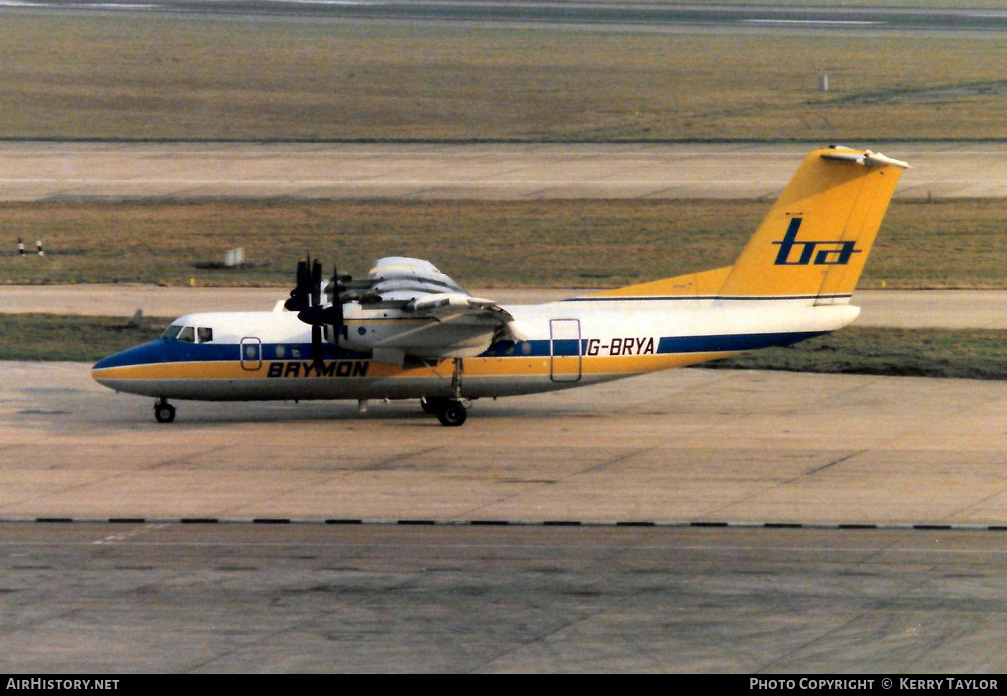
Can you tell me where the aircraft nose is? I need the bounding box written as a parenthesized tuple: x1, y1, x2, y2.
(92, 352, 117, 372)
(91, 347, 132, 385)
(92, 346, 138, 373)
(91, 339, 173, 396)
(91, 340, 164, 379)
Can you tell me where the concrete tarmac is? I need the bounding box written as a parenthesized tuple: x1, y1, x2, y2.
(3, 362, 1007, 672)
(5, 293, 1007, 673)
(0, 141, 1004, 201)
(4, 361, 1007, 526)
(3, 523, 1007, 673)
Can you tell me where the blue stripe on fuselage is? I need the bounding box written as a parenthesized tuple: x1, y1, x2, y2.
(95, 330, 825, 370)
(484, 331, 824, 358)
(92, 338, 368, 370)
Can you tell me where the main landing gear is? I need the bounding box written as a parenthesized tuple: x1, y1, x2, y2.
(154, 398, 176, 423)
(420, 358, 469, 427)
(420, 397, 468, 427)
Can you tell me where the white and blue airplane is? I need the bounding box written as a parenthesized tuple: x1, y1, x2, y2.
(92, 146, 908, 426)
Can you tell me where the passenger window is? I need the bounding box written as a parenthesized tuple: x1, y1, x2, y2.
(177, 326, 195, 343)
(197, 327, 213, 343)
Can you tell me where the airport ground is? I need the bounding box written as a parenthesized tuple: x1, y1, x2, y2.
(4, 523, 1007, 673)
(4, 142, 1007, 672)
(4, 0, 1007, 668)
(3, 360, 1007, 672)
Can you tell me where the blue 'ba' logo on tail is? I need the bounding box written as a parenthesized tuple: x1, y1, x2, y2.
(773, 218, 861, 266)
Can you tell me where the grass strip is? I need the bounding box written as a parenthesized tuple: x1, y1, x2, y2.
(2, 198, 1006, 289)
(0, 314, 167, 362)
(3, 13, 1007, 142)
(701, 327, 1007, 380)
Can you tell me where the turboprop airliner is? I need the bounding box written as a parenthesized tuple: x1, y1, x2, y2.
(92, 146, 908, 426)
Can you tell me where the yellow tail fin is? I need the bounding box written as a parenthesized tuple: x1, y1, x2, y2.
(717, 146, 907, 300)
(591, 146, 907, 300)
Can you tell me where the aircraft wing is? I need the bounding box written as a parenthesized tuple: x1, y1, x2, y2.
(408, 292, 507, 318)
(342, 256, 466, 303)
(405, 292, 529, 341)
(339, 258, 530, 359)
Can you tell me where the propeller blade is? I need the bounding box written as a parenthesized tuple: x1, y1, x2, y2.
(311, 258, 322, 308)
(284, 257, 310, 312)
(326, 263, 346, 343)
(292, 257, 345, 355)
(312, 323, 324, 372)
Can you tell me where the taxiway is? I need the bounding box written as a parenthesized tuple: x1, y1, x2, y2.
(1, 141, 1005, 201)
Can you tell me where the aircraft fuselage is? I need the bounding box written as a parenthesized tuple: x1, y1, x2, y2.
(92, 297, 858, 402)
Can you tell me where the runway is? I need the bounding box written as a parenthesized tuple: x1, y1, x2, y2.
(6, 0, 1006, 34)
(3, 523, 1007, 673)
(1, 141, 1005, 201)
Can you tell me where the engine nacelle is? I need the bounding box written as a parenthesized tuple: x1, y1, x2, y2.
(340, 303, 496, 359)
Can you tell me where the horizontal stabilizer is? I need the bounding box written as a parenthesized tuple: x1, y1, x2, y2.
(820, 148, 910, 169)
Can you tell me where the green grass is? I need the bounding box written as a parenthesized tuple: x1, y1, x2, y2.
(702, 327, 1007, 380)
(0, 314, 166, 362)
(2, 198, 1006, 289)
(3, 12, 1007, 142)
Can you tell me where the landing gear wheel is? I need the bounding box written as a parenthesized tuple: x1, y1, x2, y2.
(154, 400, 176, 424)
(436, 400, 467, 427)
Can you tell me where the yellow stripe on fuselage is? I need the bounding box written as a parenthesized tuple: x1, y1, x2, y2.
(91, 351, 737, 384)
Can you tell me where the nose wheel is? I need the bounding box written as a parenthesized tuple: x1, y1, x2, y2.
(154, 399, 176, 423)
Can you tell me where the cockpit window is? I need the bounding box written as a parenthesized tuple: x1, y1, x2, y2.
(161, 324, 212, 343)
(161, 324, 183, 340)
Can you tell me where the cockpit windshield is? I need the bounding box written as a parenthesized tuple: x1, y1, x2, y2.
(161, 324, 183, 340)
(161, 324, 212, 343)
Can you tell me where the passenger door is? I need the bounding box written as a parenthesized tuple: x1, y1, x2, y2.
(549, 319, 582, 383)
